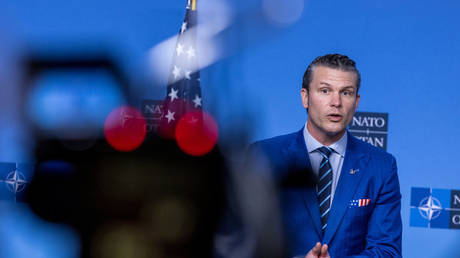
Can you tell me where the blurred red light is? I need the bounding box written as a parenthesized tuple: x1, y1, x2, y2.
(175, 111, 218, 156)
(104, 106, 146, 152)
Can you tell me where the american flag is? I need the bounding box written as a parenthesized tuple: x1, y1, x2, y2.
(158, 0, 202, 138)
(350, 198, 371, 207)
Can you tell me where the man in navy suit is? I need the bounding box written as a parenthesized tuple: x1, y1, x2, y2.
(251, 54, 402, 257)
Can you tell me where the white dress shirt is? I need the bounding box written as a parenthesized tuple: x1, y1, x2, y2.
(303, 124, 347, 203)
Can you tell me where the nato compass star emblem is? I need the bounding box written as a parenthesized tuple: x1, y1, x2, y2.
(410, 187, 454, 229)
(0, 163, 28, 202)
(418, 195, 442, 221)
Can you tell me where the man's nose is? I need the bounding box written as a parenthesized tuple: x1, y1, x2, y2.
(330, 92, 342, 107)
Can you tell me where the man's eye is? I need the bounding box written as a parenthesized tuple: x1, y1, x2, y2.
(343, 91, 354, 96)
(320, 89, 329, 94)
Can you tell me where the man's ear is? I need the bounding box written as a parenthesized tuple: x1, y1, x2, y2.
(301, 88, 309, 109)
(354, 93, 360, 111)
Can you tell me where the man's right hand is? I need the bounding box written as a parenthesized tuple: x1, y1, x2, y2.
(305, 242, 330, 258)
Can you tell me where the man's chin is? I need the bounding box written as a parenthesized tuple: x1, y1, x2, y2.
(324, 127, 346, 137)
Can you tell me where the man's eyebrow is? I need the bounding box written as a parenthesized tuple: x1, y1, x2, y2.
(319, 83, 356, 89)
(341, 86, 357, 90)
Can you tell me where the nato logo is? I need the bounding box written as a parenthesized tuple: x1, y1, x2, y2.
(410, 187, 460, 229)
(0, 162, 34, 202)
(141, 99, 164, 133)
(349, 112, 388, 150)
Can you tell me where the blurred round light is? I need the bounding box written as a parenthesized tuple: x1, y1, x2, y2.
(104, 106, 146, 152)
(93, 224, 152, 258)
(175, 111, 218, 156)
(262, 0, 304, 26)
(146, 198, 196, 241)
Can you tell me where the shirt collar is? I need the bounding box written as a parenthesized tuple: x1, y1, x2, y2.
(303, 123, 347, 157)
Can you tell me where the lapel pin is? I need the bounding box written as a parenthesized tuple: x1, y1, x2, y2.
(350, 169, 359, 175)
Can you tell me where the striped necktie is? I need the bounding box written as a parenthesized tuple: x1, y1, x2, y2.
(317, 146, 333, 233)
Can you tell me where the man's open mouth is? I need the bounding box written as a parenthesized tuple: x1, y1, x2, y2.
(327, 114, 342, 121)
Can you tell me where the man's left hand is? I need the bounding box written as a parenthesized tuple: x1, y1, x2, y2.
(319, 244, 330, 258)
(304, 243, 330, 258)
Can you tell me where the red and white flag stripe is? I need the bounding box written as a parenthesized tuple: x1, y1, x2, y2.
(358, 199, 371, 207)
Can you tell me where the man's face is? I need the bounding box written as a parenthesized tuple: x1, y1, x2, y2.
(301, 66, 360, 144)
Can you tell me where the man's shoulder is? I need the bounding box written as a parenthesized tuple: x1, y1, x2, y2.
(247, 131, 302, 176)
(251, 131, 300, 150)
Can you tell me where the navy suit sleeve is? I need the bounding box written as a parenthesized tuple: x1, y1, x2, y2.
(350, 155, 402, 258)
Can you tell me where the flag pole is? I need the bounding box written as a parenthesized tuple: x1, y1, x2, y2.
(191, 0, 197, 11)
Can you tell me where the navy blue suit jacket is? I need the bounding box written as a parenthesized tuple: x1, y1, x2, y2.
(251, 129, 402, 257)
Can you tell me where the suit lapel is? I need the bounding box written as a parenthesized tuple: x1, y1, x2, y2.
(323, 133, 370, 244)
(284, 129, 322, 238)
